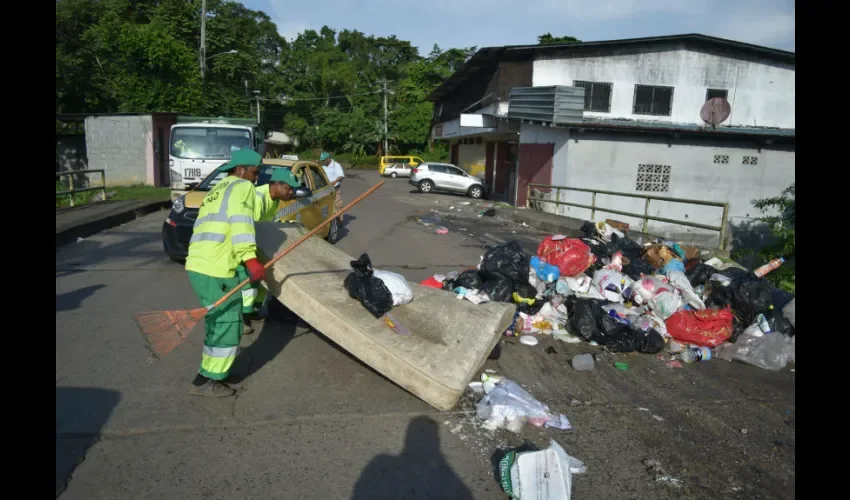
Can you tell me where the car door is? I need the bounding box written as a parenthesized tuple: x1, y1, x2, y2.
(443, 165, 469, 192)
(304, 164, 335, 237)
(425, 164, 447, 189)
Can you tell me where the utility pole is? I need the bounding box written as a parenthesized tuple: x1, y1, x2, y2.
(252, 91, 262, 124)
(378, 80, 390, 155)
(199, 0, 207, 90)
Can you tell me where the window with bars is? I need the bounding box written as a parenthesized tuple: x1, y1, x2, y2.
(706, 88, 728, 101)
(573, 80, 613, 112)
(633, 84, 674, 116)
(635, 164, 671, 192)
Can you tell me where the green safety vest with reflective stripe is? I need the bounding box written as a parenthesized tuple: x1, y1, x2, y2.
(185, 176, 258, 278)
(254, 184, 278, 222)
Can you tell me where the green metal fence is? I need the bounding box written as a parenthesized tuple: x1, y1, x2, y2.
(526, 183, 729, 250)
(56, 169, 107, 207)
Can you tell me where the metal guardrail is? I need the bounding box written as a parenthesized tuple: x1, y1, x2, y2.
(526, 183, 730, 250)
(56, 169, 107, 207)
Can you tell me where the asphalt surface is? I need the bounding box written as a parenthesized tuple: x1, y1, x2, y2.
(56, 171, 795, 499)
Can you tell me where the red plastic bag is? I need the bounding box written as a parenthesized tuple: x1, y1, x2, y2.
(536, 236, 597, 277)
(665, 307, 734, 347)
(419, 276, 443, 289)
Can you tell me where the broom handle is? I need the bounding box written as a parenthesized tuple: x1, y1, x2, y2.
(205, 180, 385, 312)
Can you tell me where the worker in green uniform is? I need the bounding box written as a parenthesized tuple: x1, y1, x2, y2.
(239, 167, 303, 335)
(185, 148, 264, 397)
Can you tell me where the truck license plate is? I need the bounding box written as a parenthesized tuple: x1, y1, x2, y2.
(184, 168, 201, 179)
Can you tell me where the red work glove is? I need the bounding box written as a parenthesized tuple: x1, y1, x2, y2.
(244, 258, 265, 282)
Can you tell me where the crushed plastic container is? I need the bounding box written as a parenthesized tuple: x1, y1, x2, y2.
(571, 354, 594, 371)
(499, 439, 586, 500)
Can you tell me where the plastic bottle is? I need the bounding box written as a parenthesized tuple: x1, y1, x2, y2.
(680, 346, 712, 363)
(753, 257, 785, 278)
(667, 340, 684, 354)
(571, 354, 595, 371)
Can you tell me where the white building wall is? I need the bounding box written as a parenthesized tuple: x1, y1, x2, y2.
(85, 115, 154, 185)
(551, 130, 795, 248)
(533, 48, 795, 129)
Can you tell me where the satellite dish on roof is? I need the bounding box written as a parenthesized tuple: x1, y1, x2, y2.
(700, 98, 732, 128)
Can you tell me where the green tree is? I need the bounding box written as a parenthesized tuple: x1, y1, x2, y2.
(733, 184, 795, 293)
(538, 33, 582, 45)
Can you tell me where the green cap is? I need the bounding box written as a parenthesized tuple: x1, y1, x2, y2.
(268, 167, 301, 188)
(319, 151, 331, 161)
(215, 148, 262, 172)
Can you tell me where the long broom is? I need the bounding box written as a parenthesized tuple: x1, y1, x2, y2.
(135, 180, 385, 358)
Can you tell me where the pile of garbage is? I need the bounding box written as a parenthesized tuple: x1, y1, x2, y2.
(420, 219, 796, 371)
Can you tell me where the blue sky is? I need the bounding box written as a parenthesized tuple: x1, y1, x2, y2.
(242, 0, 794, 54)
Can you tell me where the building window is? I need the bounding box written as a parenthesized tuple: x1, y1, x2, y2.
(714, 155, 729, 164)
(706, 88, 728, 101)
(636, 164, 671, 192)
(633, 84, 674, 116)
(743, 156, 758, 165)
(573, 80, 612, 113)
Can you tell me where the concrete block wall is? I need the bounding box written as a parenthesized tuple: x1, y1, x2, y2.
(85, 115, 153, 186)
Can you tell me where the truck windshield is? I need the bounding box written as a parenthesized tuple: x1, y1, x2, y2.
(195, 165, 288, 191)
(170, 127, 251, 160)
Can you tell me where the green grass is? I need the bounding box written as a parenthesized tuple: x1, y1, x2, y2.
(56, 180, 170, 208)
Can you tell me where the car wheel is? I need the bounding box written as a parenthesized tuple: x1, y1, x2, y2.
(326, 217, 340, 244)
(468, 185, 484, 199)
(419, 180, 433, 193)
(390, 172, 397, 178)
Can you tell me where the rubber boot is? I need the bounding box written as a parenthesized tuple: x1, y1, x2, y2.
(189, 374, 236, 398)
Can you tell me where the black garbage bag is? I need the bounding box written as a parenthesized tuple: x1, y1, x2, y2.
(606, 324, 666, 354)
(622, 259, 657, 281)
(479, 240, 531, 284)
(343, 253, 394, 318)
(568, 298, 611, 343)
(580, 221, 597, 238)
(481, 276, 514, 302)
(455, 270, 484, 290)
(732, 277, 773, 325)
(617, 236, 645, 263)
(686, 263, 719, 287)
(513, 282, 538, 301)
(598, 314, 632, 352)
(517, 300, 546, 315)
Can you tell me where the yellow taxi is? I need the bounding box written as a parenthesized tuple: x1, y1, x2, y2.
(162, 158, 340, 262)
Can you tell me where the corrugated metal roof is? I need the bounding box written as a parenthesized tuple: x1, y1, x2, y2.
(507, 86, 584, 125)
(428, 33, 795, 101)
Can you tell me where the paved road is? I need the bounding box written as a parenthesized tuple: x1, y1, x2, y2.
(56, 171, 795, 499)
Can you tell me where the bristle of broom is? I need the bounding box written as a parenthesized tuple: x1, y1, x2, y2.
(134, 308, 205, 357)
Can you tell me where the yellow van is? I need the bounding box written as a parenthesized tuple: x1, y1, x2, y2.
(379, 156, 424, 177)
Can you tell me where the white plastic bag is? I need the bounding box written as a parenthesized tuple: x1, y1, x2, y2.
(591, 269, 633, 303)
(501, 440, 586, 500)
(714, 332, 795, 371)
(373, 269, 414, 306)
(782, 298, 795, 328)
(476, 378, 570, 433)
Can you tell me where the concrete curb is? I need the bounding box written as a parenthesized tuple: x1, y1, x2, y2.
(56, 200, 171, 248)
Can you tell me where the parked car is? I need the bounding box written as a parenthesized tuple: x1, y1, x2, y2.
(162, 158, 341, 262)
(409, 162, 487, 199)
(379, 155, 423, 176)
(383, 162, 413, 178)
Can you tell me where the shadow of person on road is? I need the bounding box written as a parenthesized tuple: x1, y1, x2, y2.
(351, 416, 474, 500)
(56, 284, 106, 312)
(228, 302, 299, 383)
(56, 387, 121, 497)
